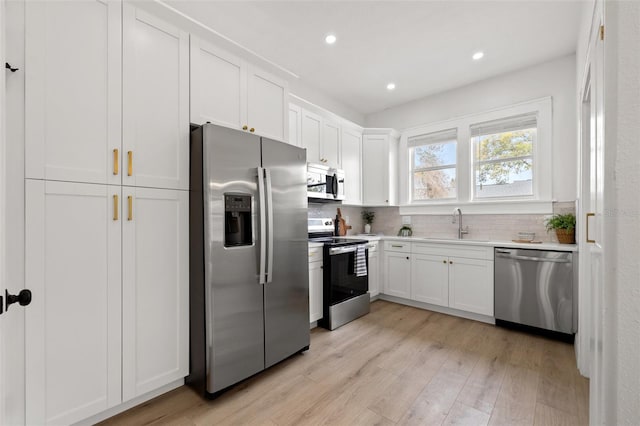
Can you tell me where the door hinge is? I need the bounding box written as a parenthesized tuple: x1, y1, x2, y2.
(600, 25, 605, 41)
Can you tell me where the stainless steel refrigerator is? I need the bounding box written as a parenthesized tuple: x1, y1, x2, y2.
(188, 124, 309, 397)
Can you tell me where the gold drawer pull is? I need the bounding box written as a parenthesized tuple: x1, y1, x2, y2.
(113, 149, 119, 175)
(127, 151, 133, 176)
(113, 195, 119, 221)
(391, 244, 403, 248)
(127, 196, 133, 221)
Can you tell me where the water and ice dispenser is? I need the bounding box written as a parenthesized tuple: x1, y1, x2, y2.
(224, 193, 252, 247)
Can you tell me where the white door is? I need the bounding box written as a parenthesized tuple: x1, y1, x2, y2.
(25, 180, 122, 425)
(341, 127, 362, 205)
(122, 187, 189, 401)
(362, 135, 390, 205)
(288, 104, 302, 147)
(321, 119, 341, 168)
(411, 254, 448, 307)
(189, 36, 246, 129)
(368, 254, 379, 298)
(123, 5, 189, 190)
(25, 0, 121, 185)
(301, 109, 322, 164)
(448, 257, 494, 316)
(384, 252, 411, 299)
(308, 261, 323, 323)
(247, 65, 287, 142)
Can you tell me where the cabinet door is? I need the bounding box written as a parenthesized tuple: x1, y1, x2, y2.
(301, 109, 322, 164)
(362, 135, 390, 205)
(288, 104, 302, 147)
(122, 187, 189, 401)
(368, 254, 379, 298)
(309, 261, 324, 323)
(411, 254, 449, 307)
(341, 127, 362, 204)
(247, 65, 288, 142)
(190, 36, 246, 129)
(321, 119, 341, 168)
(25, 180, 121, 425)
(123, 5, 189, 190)
(25, 0, 121, 185)
(384, 252, 411, 299)
(449, 258, 494, 316)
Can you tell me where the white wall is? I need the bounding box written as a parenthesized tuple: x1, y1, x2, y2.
(365, 55, 577, 202)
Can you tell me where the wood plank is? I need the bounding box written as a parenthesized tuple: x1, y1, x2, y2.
(443, 401, 491, 426)
(533, 402, 582, 426)
(488, 364, 539, 426)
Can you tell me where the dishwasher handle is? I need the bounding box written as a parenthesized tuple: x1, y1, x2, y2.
(495, 253, 572, 263)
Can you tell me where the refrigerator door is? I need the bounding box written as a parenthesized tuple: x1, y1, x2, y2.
(202, 125, 265, 393)
(261, 138, 310, 368)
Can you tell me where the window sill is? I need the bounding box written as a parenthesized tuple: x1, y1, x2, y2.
(398, 199, 553, 215)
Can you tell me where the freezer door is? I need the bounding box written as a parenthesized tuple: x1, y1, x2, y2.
(202, 125, 265, 393)
(261, 138, 310, 368)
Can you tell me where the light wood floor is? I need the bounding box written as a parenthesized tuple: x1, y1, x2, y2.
(102, 300, 589, 426)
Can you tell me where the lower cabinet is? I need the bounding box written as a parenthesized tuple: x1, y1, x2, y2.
(384, 251, 411, 299)
(308, 246, 323, 323)
(25, 180, 189, 424)
(411, 254, 449, 307)
(448, 257, 494, 316)
(368, 249, 379, 298)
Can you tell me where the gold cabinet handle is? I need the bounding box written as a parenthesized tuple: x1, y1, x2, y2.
(250, 127, 255, 133)
(586, 212, 596, 243)
(127, 151, 133, 176)
(113, 195, 119, 221)
(443, 260, 447, 264)
(127, 196, 133, 221)
(113, 149, 119, 175)
(242, 125, 248, 131)
(449, 261, 453, 264)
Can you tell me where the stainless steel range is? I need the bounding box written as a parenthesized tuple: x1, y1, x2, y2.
(308, 218, 370, 330)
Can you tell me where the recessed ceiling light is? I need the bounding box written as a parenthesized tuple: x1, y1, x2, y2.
(325, 34, 337, 45)
(472, 51, 484, 60)
(386, 83, 396, 90)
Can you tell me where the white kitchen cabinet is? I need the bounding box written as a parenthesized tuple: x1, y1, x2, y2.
(288, 104, 302, 147)
(308, 246, 323, 323)
(384, 251, 411, 299)
(190, 36, 289, 142)
(322, 118, 341, 168)
(122, 187, 189, 401)
(362, 129, 399, 206)
(25, 180, 122, 425)
(25, 0, 122, 185)
(448, 257, 494, 316)
(367, 242, 380, 298)
(411, 254, 449, 307)
(341, 126, 363, 205)
(301, 108, 323, 164)
(123, 5, 189, 190)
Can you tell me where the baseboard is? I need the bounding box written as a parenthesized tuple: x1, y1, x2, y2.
(71, 379, 185, 426)
(310, 321, 318, 329)
(378, 294, 496, 325)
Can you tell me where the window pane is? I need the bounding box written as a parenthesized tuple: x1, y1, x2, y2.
(476, 129, 534, 161)
(413, 141, 456, 169)
(475, 159, 533, 198)
(413, 168, 456, 200)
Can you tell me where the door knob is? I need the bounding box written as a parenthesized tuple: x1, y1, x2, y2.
(5, 289, 32, 311)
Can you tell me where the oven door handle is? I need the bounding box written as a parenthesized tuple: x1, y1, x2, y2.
(329, 245, 365, 256)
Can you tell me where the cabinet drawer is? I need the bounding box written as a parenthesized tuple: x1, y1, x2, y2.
(384, 240, 411, 253)
(367, 241, 379, 253)
(308, 246, 323, 262)
(412, 242, 493, 260)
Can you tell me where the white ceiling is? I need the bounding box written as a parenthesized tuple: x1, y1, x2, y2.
(166, 1, 584, 116)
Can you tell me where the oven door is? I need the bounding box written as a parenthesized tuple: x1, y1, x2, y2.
(325, 245, 368, 305)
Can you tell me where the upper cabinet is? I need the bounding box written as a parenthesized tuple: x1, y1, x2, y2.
(123, 5, 190, 190)
(300, 108, 322, 163)
(341, 126, 362, 205)
(288, 104, 302, 147)
(321, 118, 341, 168)
(362, 129, 399, 206)
(190, 36, 289, 142)
(25, 0, 122, 185)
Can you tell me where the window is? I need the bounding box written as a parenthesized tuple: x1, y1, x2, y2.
(408, 129, 457, 201)
(471, 113, 537, 199)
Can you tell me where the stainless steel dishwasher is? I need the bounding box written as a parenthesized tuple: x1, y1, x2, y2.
(494, 248, 577, 335)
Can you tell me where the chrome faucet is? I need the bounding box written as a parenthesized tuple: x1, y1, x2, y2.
(452, 208, 469, 239)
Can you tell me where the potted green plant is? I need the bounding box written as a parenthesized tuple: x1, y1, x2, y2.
(545, 213, 576, 244)
(361, 210, 375, 234)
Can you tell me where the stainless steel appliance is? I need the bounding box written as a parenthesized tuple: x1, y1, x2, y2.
(494, 248, 577, 335)
(189, 124, 310, 398)
(307, 163, 345, 202)
(309, 219, 369, 330)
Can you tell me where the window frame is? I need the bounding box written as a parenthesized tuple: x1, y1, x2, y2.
(398, 97, 552, 215)
(409, 129, 458, 202)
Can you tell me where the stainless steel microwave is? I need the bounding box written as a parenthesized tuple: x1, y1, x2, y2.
(307, 163, 345, 202)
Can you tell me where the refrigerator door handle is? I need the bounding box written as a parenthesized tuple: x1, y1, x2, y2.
(257, 167, 267, 285)
(265, 168, 274, 283)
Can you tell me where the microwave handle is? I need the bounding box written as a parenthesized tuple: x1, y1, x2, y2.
(331, 173, 338, 199)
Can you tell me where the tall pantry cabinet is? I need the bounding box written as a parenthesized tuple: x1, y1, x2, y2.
(23, 2, 189, 424)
